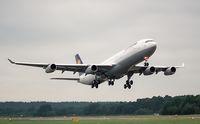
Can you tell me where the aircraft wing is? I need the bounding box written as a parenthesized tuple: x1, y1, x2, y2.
(50, 78, 80, 80)
(8, 59, 114, 74)
(128, 63, 184, 74)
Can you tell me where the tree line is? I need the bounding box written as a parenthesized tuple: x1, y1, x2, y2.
(0, 95, 199, 117)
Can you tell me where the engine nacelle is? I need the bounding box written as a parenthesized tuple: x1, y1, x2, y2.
(45, 64, 57, 73)
(143, 66, 155, 75)
(164, 67, 176, 75)
(85, 65, 98, 74)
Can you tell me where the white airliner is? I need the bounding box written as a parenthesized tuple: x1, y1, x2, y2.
(8, 39, 184, 89)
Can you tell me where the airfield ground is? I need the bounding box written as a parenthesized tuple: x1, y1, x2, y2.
(0, 115, 200, 124)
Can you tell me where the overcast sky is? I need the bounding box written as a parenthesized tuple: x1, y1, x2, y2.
(0, 0, 200, 102)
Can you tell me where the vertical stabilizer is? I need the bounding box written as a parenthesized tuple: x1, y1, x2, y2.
(75, 54, 83, 64)
(75, 54, 84, 76)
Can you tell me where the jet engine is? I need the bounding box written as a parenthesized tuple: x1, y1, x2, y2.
(143, 66, 155, 75)
(164, 67, 176, 75)
(45, 64, 57, 73)
(85, 65, 98, 74)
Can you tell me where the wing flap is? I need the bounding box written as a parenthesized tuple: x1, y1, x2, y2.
(51, 78, 79, 81)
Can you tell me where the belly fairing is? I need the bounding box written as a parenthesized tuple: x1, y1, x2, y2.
(79, 74, 107, 85)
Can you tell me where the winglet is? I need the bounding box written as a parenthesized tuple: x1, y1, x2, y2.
(181, 63, 185, 67)
(176, 63, 184, 68)
(8, 59, 15, 64)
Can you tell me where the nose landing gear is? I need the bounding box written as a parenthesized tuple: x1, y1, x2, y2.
(144, 56, 149, 66)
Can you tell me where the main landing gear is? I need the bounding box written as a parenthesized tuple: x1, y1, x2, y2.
(124, 80, 133, 89)
(124, 72, 134, 89)
(108, 79, 114, 86)
(91, 80, 100, 88)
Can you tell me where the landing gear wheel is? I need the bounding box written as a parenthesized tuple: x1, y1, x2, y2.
(108, 81, 111, 85)
(124, 84, 127, 89)
(144, 62, 149, 66)
(127, 84, 131, 89)
(124, 80, 133, 89)
(108, 80, 114, 86)
(92, 80, 99, 89)
(130, 80, 133, 85)
(126, 80, 129, 84)
(91, 84, 94, 88)
(95, 84, 98, 88)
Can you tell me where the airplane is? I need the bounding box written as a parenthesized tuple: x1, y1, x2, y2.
(8, 39, 184, 89)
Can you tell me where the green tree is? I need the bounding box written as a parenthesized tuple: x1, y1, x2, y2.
(36, 104, 54, 116)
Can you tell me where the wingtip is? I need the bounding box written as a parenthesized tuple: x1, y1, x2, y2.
(182, 63, 185, 67)
(8, 58, 15, 64)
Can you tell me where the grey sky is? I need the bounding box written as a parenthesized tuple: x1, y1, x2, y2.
(0, 0, 200, 101)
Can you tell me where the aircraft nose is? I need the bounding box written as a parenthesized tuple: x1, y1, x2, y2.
(150, 42, 157, 50)
(153, 41, 157, 46)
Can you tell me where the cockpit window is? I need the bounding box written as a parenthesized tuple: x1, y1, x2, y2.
(145, 40, 153, 43)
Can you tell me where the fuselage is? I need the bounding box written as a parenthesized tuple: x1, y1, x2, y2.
(79, 39, 157, 85)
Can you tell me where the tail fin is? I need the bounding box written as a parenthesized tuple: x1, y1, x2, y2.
(75, 54, 83, 64)
(75, 54, 84, 76)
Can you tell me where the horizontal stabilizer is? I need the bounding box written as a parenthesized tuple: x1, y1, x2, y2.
(50, 78, 79, 81)
(8, 59, 15, 64)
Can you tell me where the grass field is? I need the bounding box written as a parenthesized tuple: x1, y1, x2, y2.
(0, 115, 200, 124)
